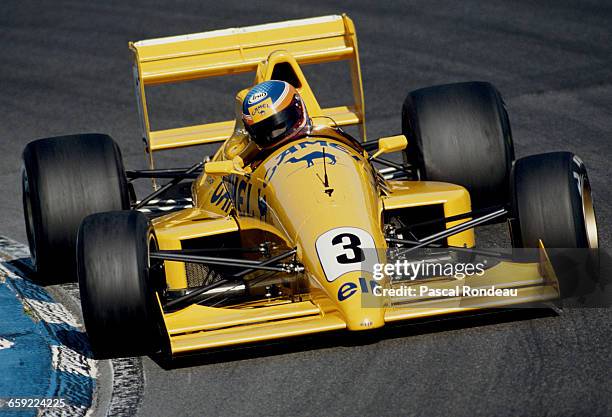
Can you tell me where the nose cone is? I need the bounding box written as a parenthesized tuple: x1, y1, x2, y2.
(258, 137, 390, 329)
(330, 271, 388, 330)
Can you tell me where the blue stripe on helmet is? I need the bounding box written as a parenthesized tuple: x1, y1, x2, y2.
(242, 80, 288, 114)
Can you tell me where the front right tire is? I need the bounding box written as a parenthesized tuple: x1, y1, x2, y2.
(77, 211, 165, 359)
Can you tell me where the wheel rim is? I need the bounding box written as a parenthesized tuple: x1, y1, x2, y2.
(22, 168, 37, 266)
(581, 177, 598, 249)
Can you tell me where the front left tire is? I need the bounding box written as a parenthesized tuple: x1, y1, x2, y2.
(510, 152, 598, 298)
(510, 152, 598, 249)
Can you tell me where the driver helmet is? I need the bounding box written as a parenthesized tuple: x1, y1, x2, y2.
(242, 80, 308, 148)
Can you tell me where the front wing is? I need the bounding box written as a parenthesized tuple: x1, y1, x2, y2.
(158, 247, 559, 355)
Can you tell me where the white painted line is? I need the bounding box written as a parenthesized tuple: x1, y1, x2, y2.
(39, 404, 89, 417)
(23, 298, 80, 328)
(51, 345, 97, 378)
(0, 337, 14, 350)
(0, 235, 31, 260)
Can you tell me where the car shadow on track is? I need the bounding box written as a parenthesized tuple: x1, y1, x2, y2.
(152, 307, 557, 370)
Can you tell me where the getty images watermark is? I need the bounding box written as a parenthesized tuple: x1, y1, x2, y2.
(353, 248, 611, 308)
(373, 260, 486, 280)
(370, 259, 519, 298)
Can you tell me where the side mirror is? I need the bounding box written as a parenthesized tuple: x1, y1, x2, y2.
(204, 156, 246, 176)
(369, 135, 408, 160)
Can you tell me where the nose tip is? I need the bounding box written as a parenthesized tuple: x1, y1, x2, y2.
(334, 272, 387, 331)
(345, 310, 385, 331)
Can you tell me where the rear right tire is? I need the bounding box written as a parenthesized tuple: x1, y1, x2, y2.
(22, 133, 129, 283)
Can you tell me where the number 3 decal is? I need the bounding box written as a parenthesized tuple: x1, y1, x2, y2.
(316, 227, 378, 282)
(331, 233, 365, 264)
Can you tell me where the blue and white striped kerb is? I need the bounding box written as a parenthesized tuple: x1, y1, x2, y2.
(0, 236, 96, 417)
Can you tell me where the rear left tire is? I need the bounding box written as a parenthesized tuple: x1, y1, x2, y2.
(402, 81, 514, 210)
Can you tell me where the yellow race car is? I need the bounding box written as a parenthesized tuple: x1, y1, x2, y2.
(21, 15, 598, 358)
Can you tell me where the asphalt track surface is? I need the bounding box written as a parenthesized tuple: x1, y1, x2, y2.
(2, 1, 612, 416)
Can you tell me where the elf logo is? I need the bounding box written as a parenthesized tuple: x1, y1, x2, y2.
(338, 277, 381, 301)
(248, 91, 267, 104)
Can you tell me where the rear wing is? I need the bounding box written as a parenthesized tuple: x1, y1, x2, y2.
(129, 14, 366, 162)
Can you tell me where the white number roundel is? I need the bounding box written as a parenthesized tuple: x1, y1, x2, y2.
(315, 227, 379, 282)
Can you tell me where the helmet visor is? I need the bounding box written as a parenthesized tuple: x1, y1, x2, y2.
(246, 95, 304, 147)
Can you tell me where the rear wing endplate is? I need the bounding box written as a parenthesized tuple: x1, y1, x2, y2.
(129, 14, 366, 160)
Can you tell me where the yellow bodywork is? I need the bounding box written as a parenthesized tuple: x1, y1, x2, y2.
(130, 16, 560, 355)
